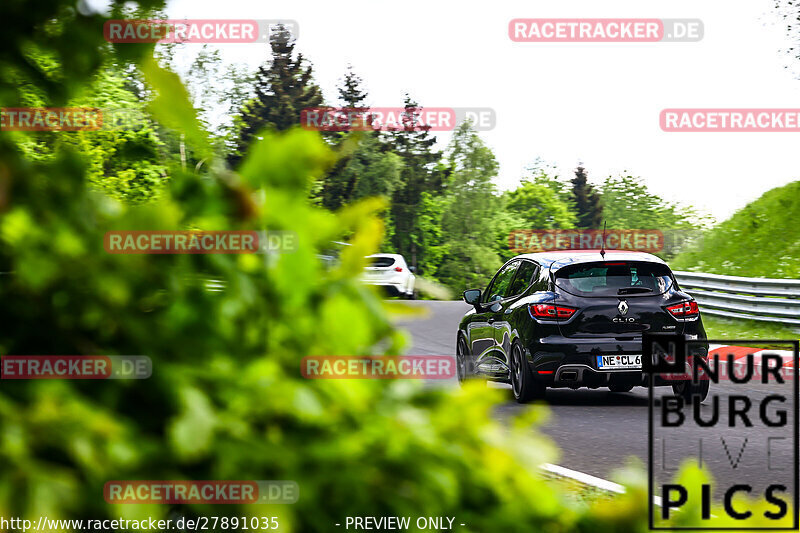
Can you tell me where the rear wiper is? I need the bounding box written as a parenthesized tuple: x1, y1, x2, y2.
(618, 287, 653, 295)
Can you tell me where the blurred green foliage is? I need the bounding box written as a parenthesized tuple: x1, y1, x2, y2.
(600, 175, 710, 232)
(0, 2, 613, 532)
(3, 15, 169, 203)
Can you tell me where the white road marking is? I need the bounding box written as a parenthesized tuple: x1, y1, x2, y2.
(541, 463, 625, 494)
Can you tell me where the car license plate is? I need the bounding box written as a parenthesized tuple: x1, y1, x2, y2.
(596, 354, 642, 370)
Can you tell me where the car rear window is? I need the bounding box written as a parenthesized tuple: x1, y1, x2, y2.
(369, 257, 396, 267)
(554, 261, 674, 297)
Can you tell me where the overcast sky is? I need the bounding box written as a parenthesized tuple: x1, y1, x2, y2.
(91, 0, 800, 222)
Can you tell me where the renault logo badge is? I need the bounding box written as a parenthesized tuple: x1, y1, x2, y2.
(618, 300, 629, 315)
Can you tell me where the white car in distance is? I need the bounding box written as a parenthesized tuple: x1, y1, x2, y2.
(363, 253, 416, 299)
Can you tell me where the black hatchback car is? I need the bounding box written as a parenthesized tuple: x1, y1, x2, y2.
(457, 250, 709, 403)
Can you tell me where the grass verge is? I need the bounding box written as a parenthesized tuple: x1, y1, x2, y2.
(702, 314, 799, 345)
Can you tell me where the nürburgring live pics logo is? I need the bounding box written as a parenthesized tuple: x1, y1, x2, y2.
(644, 333, 799, 530)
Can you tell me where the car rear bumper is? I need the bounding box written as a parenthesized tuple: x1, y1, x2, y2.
(547, 363, 684, 388)
(551, 364, 647, 387)
(362, 280, 408, 295)
(525, 334, 708, 388)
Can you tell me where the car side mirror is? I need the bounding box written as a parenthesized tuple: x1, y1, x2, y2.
(409, 266, 416, 273)
(463, 289, 481, 305)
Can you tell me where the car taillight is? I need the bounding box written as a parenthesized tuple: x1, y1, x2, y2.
(529, 303, 576, 319)
(394, 266, 403, 272)
(666, 300, 699, 318)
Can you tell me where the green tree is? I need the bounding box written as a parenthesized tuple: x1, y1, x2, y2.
(337, 65, 368, 108)
(318, 68, 402, 211)
(523, 159, 574, 205)
(178, 45, 254, 144)
(78, 67, 168, 203)
(10, 51, 169, 203)
(387, 95, 443, 269)
(411, 191, 448, 276)
(230, 24, 323, 166)
(571, 165, 603, 228)
(437, 121, 502, 292)
(506, 181, 577, 230)
(498, 179, 577, 261)
(600, 174, 711, 258)
(600, 174, 705, 230)
(320, 133, 402, 210)
(493, 208, 528, 263)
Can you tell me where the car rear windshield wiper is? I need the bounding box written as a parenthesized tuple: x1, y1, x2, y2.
(618, 287, 653, 295)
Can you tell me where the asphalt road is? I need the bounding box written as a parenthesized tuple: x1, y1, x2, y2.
(395, 300, 797, 503)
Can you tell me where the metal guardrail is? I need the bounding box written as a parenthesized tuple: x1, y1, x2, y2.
(673, 271, 800, 326)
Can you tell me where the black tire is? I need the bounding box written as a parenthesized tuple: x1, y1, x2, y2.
(456, 336, 469, 385)
(609, 383, 634, 393)
(510, 341, 545, 403)
(672, 379, 710, 404)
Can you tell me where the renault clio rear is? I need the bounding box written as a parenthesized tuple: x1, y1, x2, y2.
(456, 250, 709, 402)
